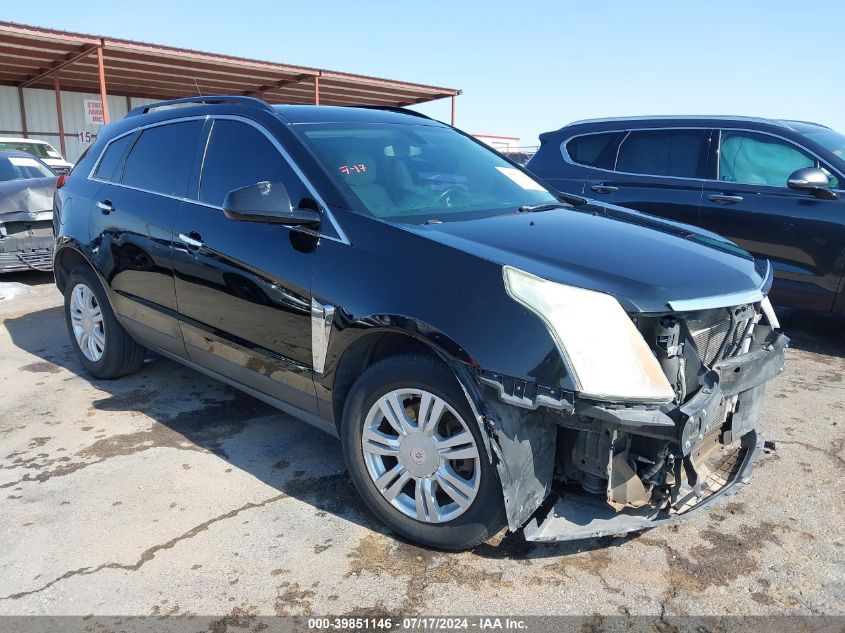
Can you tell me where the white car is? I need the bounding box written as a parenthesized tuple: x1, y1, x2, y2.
(0, 137, 73, 174)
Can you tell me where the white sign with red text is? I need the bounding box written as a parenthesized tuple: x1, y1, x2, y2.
(84, 99, 104, 125)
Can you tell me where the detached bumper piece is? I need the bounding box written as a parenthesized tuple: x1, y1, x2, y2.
(522, 329, 787, 542)
(523, 431, 760, 541)
(0, 231, 54, 272)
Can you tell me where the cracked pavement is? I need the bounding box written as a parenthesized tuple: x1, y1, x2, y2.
(0, 272, 843, 617)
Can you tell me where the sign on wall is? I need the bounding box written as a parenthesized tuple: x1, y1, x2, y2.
(84, 99, 104, 125)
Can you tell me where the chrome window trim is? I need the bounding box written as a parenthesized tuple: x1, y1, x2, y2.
(667, 262, 773, 312)
(716, 128, 839, 189)
(561, 127, 712, 182)
(560, 125, 845, 188)
(86, 113, 351, 246)
(87, 114, 209, 181)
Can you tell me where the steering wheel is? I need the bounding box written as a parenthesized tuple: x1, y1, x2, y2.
(436, 187, 467, 208)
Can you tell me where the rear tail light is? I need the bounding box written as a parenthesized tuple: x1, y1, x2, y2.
(55, 174, 67, 189)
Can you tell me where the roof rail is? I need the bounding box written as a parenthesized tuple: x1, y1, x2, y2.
(126, 95, 274, 118)
(354, 105, 434, 121)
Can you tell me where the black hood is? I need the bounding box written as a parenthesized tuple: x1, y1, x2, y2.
(408, 204, 770, 313)
(0, 176, 57, 219)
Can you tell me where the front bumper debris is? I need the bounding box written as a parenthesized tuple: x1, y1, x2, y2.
(460, 315, 787, 542)
(522, 429, 761, 541)
(518, 330, 787, 542)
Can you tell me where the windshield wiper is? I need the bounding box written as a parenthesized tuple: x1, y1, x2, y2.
(516, 202, 570, 214)
(517, 192, 588, 214)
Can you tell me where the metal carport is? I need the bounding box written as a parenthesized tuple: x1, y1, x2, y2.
(0, 21, 461, 161)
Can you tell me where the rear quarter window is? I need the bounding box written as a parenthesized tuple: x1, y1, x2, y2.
(120, 121, 203, 196)
(93, 133, 134, 182)
(564, 132, 622, 169)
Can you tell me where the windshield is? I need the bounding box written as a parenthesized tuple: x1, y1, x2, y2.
(0, 141, 60, 160)
(0, 155, 56, 181)
(799, 127, 845, 164)
(296, 123, 557, 223)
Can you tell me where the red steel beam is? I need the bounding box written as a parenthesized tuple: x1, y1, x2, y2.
(17, 86, 27, 137)
(53, 74, 66, 156)
(19, 44, 96, 88)
(96, 43, 109, 124)
(244, 73, 311, 96)
(44, 66, 263, 96)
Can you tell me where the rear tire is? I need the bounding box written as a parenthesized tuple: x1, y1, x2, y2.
(64, 265, 145, 379)
(341, 354, 506, 550)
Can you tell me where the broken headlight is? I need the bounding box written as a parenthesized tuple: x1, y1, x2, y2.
(503, 266, 675, 403)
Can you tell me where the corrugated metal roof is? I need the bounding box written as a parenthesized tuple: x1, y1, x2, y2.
(0, 21, 460, 108)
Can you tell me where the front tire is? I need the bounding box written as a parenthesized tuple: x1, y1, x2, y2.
(64, 265, 145, 379)
(341, 354, 506, 550)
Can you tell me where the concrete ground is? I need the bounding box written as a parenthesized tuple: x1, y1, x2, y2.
(0, 271, 843, 619)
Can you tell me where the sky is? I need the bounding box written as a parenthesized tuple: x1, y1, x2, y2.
(5, 1, 844, 147)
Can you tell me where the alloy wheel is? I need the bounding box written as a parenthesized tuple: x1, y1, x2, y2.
(69, 283, 106, 362)
(361, 388, 481, 523)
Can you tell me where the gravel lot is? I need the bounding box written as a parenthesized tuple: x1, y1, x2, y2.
(0, 271, 843, 620)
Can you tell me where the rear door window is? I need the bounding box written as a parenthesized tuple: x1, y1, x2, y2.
(121, 120, 203, 196)
(719, 131, 815, 187)
(616, 129, 708, 178)
(198, 119, 306, 207)
(93, 133, 134, 182)
(564, 132, 622, 169)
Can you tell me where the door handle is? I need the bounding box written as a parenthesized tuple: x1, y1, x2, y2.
(708, 194, 744, 205)
(96, 200, 114, 214)
(591, 184, 618, 194)
(178, 232, 204, 249)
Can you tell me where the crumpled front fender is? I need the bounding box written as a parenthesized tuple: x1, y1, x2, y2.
(448, 361, 557, 531)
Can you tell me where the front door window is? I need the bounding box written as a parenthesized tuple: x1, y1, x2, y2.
(719, 131, 814, 187)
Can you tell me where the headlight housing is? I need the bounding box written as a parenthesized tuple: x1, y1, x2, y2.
(503, 266, 675, 403)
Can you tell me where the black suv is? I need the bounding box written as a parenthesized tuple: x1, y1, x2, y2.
(54, 98, 786, 550)
(526, 116, 845, 314)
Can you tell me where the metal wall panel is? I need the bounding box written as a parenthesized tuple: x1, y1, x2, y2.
(57, 91, 131, 162)
(23, 88, 59, 134)
(129, 96, 159, 109)
(2, 88, 183, 163)
(0, 86, 22, 132)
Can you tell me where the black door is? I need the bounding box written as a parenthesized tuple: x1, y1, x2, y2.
(89, 119, 204, 356)
(700, 129, 845, 311)
(173, 117, 318, 413)
(586, 128, 710, 227)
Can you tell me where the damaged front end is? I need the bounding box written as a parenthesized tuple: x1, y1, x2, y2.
(464, 268, 787, 542)
(0, 177, 56, 273)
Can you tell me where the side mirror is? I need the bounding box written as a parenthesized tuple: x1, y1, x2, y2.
(787, 167, 838, 200)
(223, 181, 322, 226)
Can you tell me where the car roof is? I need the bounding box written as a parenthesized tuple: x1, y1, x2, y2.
(272, 104, 444, 126)
(123, 96, 443, 128)
(547, 115, 830, 135)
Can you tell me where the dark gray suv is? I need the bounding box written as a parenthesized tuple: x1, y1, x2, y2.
(527, 116, 845, 314)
